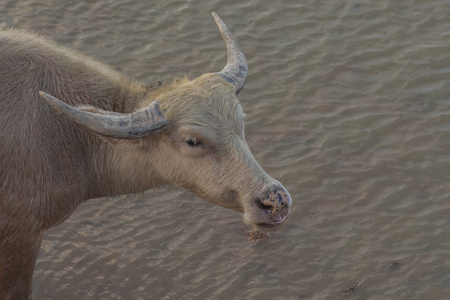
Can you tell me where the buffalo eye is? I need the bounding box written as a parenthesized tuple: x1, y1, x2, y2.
(186, 137, 202, 147)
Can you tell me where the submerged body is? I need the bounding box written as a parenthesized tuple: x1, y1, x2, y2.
(0, 14, 291, 299)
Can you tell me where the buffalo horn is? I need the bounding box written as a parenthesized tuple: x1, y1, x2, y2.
(212, 12, 248, 95)
(39, 91, 169, 139)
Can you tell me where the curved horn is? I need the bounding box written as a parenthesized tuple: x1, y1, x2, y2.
(212, 12, 248, 95)
(39, 91, 169, 139)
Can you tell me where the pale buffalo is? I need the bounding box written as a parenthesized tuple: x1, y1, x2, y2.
(0, 13, 291, 299)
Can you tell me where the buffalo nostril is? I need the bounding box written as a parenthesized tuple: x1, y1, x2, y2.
(255, 199, 273, 211)
(256, 188, 291, 219)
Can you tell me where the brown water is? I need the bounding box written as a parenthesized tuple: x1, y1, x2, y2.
(1, 0, 449, 299)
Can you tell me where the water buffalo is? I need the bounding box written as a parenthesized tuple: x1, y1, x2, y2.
(0, 13, 291, 299)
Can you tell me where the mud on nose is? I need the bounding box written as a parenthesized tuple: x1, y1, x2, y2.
(256, 188, 291, 223)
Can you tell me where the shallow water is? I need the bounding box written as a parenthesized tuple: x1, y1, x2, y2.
(1, 0, 449, 299)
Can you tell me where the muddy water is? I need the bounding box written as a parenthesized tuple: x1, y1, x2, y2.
(1, 0, 449, 299)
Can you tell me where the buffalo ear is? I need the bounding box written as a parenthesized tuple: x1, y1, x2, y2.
(39, 91, 169, 139)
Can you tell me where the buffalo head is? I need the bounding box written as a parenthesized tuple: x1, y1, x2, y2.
(39, 13, 291, 231)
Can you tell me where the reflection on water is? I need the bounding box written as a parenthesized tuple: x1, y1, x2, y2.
(1, 0, 449, 299)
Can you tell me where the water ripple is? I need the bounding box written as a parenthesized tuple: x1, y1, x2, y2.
(1, 0, 444, 299)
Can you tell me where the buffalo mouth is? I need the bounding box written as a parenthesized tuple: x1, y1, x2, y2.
(253, 212, 290, 232)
